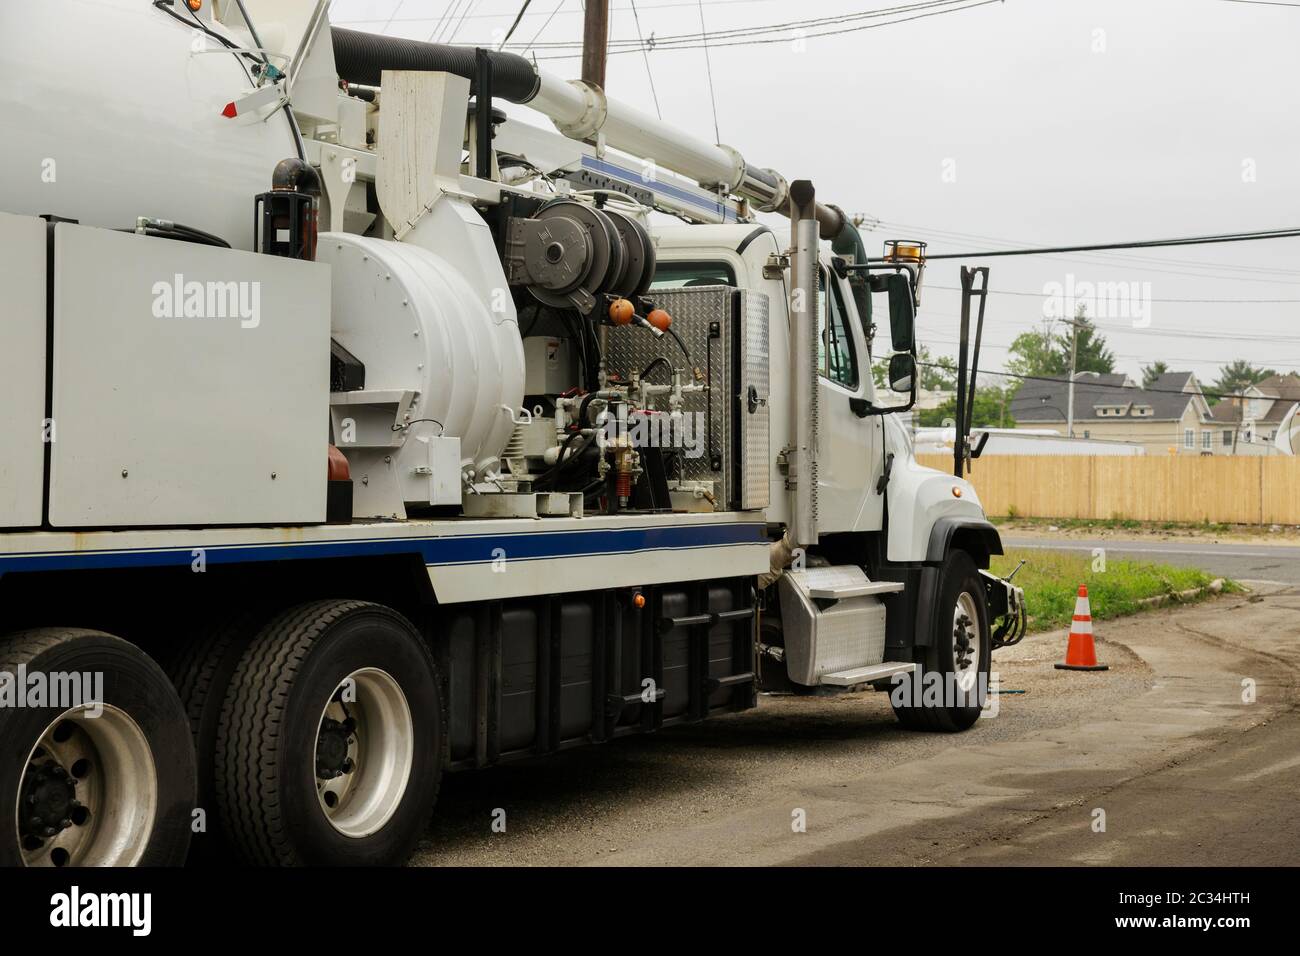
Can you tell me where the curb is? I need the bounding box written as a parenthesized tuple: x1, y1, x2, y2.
(1133, 577, 1225, 609)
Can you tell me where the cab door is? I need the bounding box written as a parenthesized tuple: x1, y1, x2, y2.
(816, 265, 885, 534)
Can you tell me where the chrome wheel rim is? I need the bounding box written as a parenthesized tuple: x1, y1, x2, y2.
(952, 591, 981, 693)
(314, 668, 413, 838)
(16, 704, 157, 867)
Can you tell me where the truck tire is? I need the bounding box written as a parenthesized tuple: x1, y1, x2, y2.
(892, 550, 990, 732)
(162, 610, 268, 863)
(214, 601, 446, 866)
(0, 628, 195, 867)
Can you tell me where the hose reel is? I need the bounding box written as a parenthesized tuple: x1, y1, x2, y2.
(505, 199, 656, 314)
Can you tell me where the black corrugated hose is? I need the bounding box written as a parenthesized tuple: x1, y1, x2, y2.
(330, 27, 541, 103)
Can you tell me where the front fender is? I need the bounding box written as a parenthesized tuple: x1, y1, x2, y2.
(927, 516, 1005, 567)
(885, 448, 994, 564)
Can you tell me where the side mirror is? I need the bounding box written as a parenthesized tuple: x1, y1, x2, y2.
(888, 352, 915, 393)
(887, 273, 915, 352)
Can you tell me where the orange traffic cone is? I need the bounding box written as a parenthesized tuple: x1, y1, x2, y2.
(1054, 584, 1109, 671)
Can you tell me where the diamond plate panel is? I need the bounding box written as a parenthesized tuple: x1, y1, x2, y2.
(779, 566, 890, 684)
(605, 286, 733, 501)
(737, 288, 770, 510)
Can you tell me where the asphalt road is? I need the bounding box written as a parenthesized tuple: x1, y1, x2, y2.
(1004, 535, 1300, 585)
(410, 582, 1300, 867)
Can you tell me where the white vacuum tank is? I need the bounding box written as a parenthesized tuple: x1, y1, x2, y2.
(320, 197, 525, 480)
(0, 0, 299, 250)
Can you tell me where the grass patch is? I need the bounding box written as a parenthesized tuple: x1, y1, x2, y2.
(989, 548, 1242, 634)
(989, 515, 1243, 535)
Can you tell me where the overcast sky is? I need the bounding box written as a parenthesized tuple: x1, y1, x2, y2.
(330, 0, 1300, 389)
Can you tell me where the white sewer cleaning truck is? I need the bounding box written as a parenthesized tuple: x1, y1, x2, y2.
(0, 0, 1024, 866)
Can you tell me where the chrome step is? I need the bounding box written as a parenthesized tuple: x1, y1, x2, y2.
(806, 580, 905, 601)
(818, 661, 916, 687)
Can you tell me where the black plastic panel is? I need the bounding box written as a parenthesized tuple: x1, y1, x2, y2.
(440, 580, 756, 771)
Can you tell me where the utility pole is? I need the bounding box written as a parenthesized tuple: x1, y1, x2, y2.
(1066, 320, 1078, 439)
(582, 0, 610, 90)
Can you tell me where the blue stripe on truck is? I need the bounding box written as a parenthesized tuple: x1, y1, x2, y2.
(0, 522, 767, 577)
(580, 156, 740, 222)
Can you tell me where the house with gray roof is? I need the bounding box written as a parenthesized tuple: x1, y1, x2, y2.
(1209, 372, 1300, 452)
(1009, 371, 1223, 454)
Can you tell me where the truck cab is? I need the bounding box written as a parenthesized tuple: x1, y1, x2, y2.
(647, 218, 1025, 706)
(651, 223, 997, 561)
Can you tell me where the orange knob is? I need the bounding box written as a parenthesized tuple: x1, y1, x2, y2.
(609, 298, 635, 325)
(647, 308, 672, 332)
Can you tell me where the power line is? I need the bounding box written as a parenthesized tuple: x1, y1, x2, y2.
(629, 0, 662, 118)
(445, 0, 481, 43)
(913, 362, 1280, 404)
(334, 0, 781, 24)
(916, 315, 1300, 346)
(874, 218, 1300, 279)
(428, 0, 462, 42)
(918, 335, 1300, 371)
(382, 0, 407, 32)
(910, 314, 1300, 352)
(529, 0, 1002, 58)
(925, 285, 1300, 304)
(888, 227, 1300, 262)
(914, 327, 1300, 371)
(522, 0, 568, 55)
(903, 310, 1300, 360)
(499, 0, 535, 49)
(696, 0, 720, 142)
(520, 0, 978, 48)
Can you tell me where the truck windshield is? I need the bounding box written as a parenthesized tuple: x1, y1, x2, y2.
(651, 261, 736, 289)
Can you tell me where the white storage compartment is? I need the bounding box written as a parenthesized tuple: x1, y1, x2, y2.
(48, 224, 330, 527)
(0, 212, 48, 528)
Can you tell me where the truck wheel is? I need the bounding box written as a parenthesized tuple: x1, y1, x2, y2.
(162, 610, 267, 862)
(0, 628, 195, 866)
(892, 550, 990, 733)
(214, 601, 446, 866)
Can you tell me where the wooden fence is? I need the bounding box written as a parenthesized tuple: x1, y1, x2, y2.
(915, 454, 1300, 525)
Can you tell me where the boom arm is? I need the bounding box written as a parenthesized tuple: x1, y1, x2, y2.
(329, 27, 852, 239)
